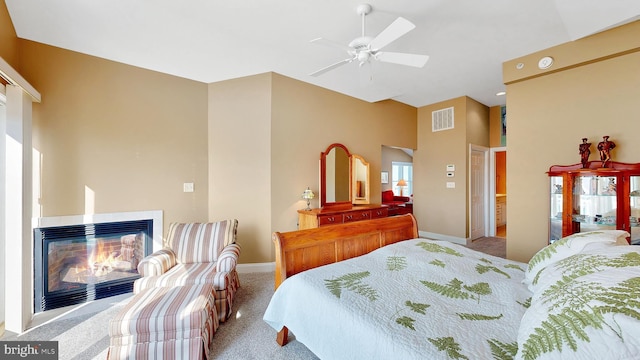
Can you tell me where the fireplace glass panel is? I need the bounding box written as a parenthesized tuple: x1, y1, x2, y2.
(46, 233, 143, 293)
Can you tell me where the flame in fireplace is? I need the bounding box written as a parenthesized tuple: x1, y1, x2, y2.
(87, 239, 117, 276)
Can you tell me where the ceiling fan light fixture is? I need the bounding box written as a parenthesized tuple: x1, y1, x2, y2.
(357, 51, 370, 63)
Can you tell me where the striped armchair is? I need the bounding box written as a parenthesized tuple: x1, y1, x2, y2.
(133, 220, 241, 322)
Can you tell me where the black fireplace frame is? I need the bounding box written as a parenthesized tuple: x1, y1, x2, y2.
(34, 219, 153, 313)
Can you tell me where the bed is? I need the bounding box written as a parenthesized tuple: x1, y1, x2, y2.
(263, 214, 640, 360)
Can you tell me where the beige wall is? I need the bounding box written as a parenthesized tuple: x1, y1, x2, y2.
(0, 1, 18, 70)
(208, 73, 272, 264)
(465, 97, 490, 148)
(19, 40, 210, 235)
(489, 106, 504, 148)
(504, 20, 640, 262)
(415, 96, 489, 240)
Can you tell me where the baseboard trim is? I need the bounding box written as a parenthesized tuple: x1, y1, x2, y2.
(419, 231, 470, 246)
(237, 262, 275, 273)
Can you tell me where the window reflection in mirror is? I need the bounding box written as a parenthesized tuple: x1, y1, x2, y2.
(352, 155, 370, 204)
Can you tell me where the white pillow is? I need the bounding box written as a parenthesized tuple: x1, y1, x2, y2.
(523, 230, 629, 291)
(515, 246, 640, 360)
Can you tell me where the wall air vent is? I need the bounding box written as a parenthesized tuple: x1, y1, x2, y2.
(432, 107, 454, 132)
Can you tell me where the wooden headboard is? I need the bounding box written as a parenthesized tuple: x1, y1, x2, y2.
(272, 214, 418, 289)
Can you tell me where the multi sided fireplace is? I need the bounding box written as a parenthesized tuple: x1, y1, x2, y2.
(34, 219, 153, 312)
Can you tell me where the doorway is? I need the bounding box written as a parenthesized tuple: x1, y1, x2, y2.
(470, 145, 488, 240)
(490, 147, 507, 238)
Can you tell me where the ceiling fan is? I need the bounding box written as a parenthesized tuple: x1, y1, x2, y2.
(309, 3, 429, 77)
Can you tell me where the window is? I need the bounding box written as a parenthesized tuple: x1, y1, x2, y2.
(392, 162, 412, 197)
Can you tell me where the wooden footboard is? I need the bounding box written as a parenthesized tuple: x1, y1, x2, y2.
(271, 214, 418, 346)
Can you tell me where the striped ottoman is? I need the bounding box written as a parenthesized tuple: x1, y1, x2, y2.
(108, 284, 218, 360)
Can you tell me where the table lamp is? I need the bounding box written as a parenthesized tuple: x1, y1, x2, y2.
(397, 179, 407, 196)
(301, 187, 315, 211)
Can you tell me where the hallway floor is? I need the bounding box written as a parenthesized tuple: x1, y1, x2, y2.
(465, 224, 507, 258)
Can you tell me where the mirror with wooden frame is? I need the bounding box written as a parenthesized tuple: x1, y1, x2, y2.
(320, 143, 352, 210)
(351, 154, 370, 204)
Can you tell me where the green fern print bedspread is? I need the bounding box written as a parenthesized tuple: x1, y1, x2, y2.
(264, 239, 531, 359)
(515, 245, 640, 360)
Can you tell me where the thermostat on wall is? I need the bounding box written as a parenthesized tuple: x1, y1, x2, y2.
(446, 164, 455, 171)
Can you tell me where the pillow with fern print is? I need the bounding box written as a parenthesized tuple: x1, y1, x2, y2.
(515, 246, 640, 360)
(523, 230, 629, 291)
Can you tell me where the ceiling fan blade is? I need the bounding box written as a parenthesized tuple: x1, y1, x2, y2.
(310, 37, 353, 53)
(309, 58, 354, 77)
(369, 17, 415, 51)
(376, 52, 429, 68)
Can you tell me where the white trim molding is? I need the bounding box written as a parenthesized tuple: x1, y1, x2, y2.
(237, 262, 275, 273)
(419, 230, 469, 246)
(0, 56, 41, 103)
(33, 210, 164, 251)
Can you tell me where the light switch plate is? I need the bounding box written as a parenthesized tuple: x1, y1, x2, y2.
(446, 182, 455, 188)
(183, 183, 194, 192)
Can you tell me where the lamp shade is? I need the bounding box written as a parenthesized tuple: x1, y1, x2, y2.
(397, 179, 407, 187)
(302, 187, 315, 200)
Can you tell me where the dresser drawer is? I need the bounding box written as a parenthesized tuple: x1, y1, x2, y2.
(318, 214, 343, 226)
(344, 210, 371, 223)
(371, 208, 388, 219)
(299, 205, 389, 229)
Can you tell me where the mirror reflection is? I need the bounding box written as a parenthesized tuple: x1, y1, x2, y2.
(352, 155, 370, 204)
(323, 145, 351, 205)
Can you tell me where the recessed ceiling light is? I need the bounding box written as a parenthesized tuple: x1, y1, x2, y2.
(516, 63, 524, 70)
(538, 56, 554, 69)
(496, 91, 506, 96)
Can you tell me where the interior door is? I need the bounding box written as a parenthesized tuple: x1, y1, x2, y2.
(470, 147, 487, 240)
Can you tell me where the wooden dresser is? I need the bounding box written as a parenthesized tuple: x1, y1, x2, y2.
(297, 205, 388, 230)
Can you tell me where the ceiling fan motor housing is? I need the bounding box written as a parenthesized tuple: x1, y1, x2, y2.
(356, 4, 372, 16)
(349, 36, 373, 51)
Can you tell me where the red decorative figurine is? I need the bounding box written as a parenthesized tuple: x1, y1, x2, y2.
(597, 136, 616, 168)
(579, 138, 591, 168)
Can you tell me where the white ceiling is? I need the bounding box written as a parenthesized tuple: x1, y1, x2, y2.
(5, 0, 640, 108)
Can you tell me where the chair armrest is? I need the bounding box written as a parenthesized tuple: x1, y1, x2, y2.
(137, 248, 176, 277)
(216, 243, 241, 273)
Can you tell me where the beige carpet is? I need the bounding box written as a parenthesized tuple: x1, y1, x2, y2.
(0, 272, 317, 360)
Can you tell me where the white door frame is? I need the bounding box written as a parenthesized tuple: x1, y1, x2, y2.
(469, 144, 489, 239)
(489, 146, 507, 236)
